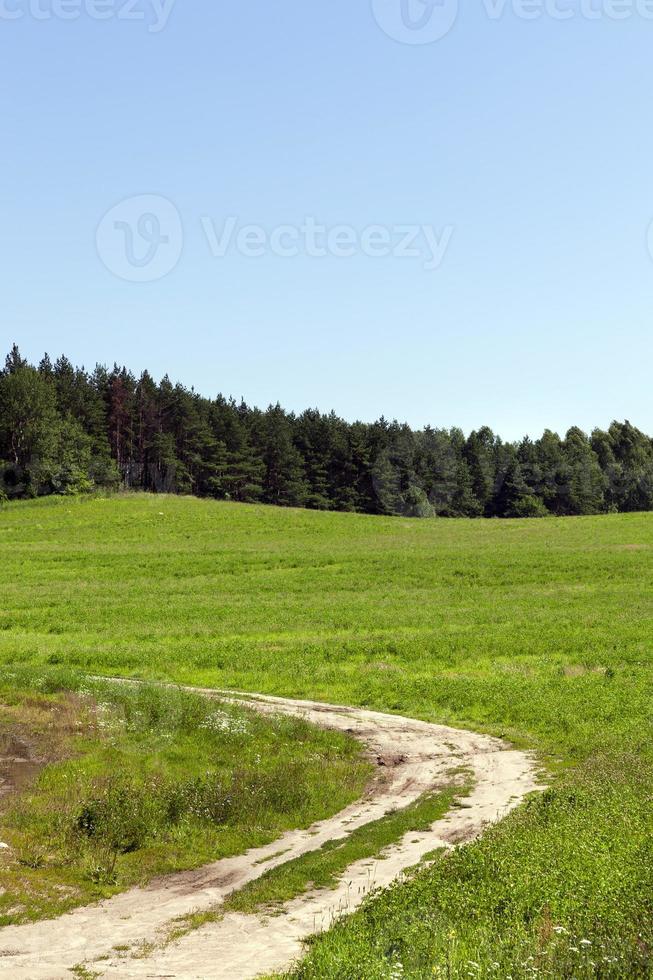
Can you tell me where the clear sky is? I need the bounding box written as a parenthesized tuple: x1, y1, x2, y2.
(2, 0, 652, 440)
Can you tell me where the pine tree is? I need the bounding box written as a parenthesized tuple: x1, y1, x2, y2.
(106, 367, 136, 482)
(464, 428, 496, 516)
(4, 344, 27, 374)
(295, 409, 333, 510)
(259, 404, 308, 507)
(563, 427, 606, 515)
(0, 362, 60, 494)
(494, 453, 529, 517)
(604, 421, 653, 512)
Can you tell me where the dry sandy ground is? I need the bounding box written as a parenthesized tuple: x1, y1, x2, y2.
(0, 689, 540, 980)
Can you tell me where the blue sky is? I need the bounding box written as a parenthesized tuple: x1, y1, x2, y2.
(2, 0, 652, 440)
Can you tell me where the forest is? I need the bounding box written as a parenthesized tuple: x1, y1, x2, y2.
(1, 343, 653, 518)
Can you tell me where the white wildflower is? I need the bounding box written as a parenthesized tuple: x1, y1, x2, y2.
(200, 711, 249, 736)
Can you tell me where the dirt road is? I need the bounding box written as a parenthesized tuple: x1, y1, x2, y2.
(0, 689, 540, 979)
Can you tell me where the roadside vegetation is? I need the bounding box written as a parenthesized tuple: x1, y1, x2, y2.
(166, 784, 466, 943)
(1, 494, 652, 975)
(0, 667, 370, 925)
(286, 755, 653, 979)
(224, 787, 463, 916)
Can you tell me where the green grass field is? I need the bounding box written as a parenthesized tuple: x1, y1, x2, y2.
(1, 494, 652, 976)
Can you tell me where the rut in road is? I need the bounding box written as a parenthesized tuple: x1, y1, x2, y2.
(0, 688, 541, 980)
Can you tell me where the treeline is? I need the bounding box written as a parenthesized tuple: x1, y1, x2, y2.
(1, 344, 653, 518)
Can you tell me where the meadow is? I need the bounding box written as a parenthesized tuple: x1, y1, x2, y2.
(1, 494, 652, 976)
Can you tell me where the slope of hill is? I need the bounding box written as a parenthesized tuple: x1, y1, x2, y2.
(1, 494, 652, 976)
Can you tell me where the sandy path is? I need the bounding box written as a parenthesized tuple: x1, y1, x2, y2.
(0, 689, 540, 979)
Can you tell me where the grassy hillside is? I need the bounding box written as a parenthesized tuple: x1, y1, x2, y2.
(1, 494, 650, 761)
(1, 494, 652, 975)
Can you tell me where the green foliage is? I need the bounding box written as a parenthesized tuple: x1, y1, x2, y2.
(4, 346, 653, 516)
(0, 355, 117, 498)
(402, 485, 436, 518)
(510, 494, 549, 518)
(0, 362, 59, 494)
